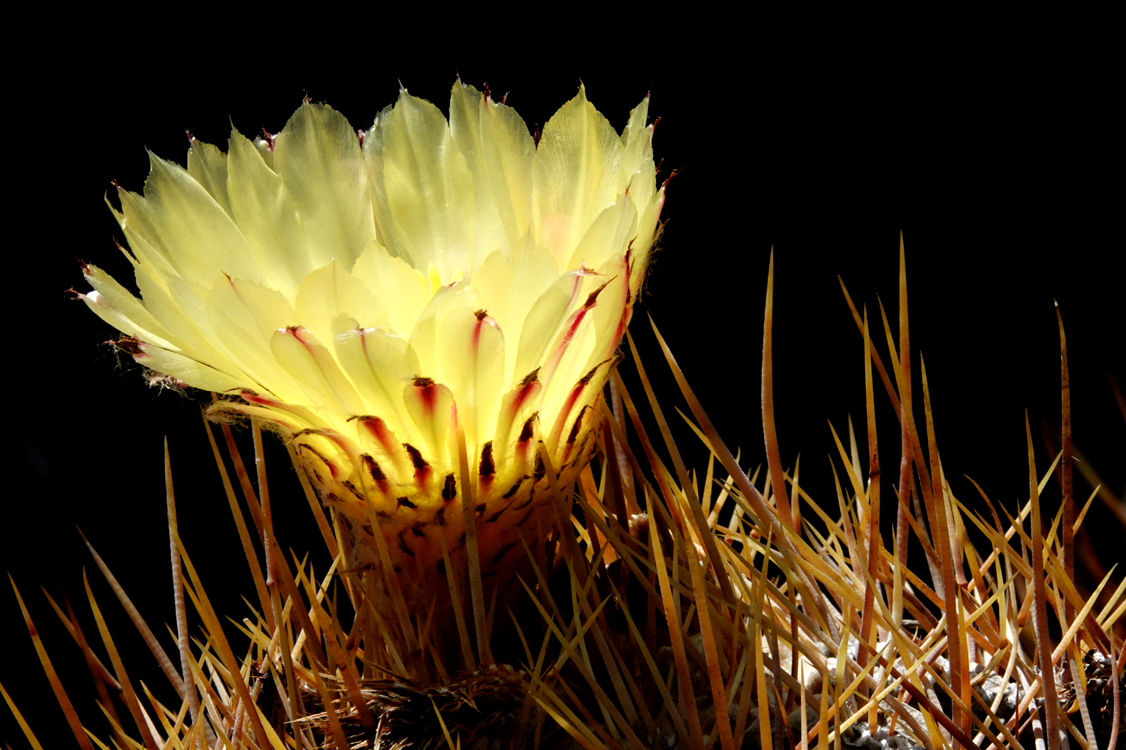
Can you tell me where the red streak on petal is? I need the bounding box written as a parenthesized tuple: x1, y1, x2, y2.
(403, 442, 432, 486)
(411, 377, 438, 416)
(624, 239, 636, 296)
(518, 414, 537, 445)
(549, 308, 588, 372)
(357, 326, 372, 354)
(352, 415, 399, 457)
(479, 442, 496, 490)
(472, 310, 496, 356)
(548, 359, 611, 449)
(241, 390, 282, 407)
(285, 325, 319, 356)
(515, 413, 537, 466)
(543, 277, 614, 383)
(293, 427, 352, 454)
(298, 442, 339, 479)
(510, 370, 540, 414)
(582, 279, 611, 310)
(567, 405, 592, 446)
(551, 380, 588, 444)
(441, 474, 457, 502)
(448, 399, 459, 433)
(362, 454, 390, 494)
(612, 303, 631, 351)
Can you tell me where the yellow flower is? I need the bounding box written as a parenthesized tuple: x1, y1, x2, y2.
(81, 82, 662, 609)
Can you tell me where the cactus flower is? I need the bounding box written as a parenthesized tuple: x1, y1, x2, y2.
(80, 82, 663, 612)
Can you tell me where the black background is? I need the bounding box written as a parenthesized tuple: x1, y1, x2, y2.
(5, 29, 1122, 748)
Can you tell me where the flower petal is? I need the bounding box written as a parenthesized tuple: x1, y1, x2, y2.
(123, 153, 258, 288)
(295, 259, 389, 347)
(449, 81, 535, 252)
(332, 317, 420, 439)
(403, 376, 455, 472)
(532, 86, 625, 267)
(186, 137, 232, 217)
(206, 276, 302, 398)
(226, 129, 311, 299)
(350, 242, 432, 334)
(365, 91, 478, 279)
(466, 239, 558, 386)
(437, 306, 505, 448)
(82, 263, 177, 350)
(564, 194, 639, 277)
(272, 102, 374, 272)
(137, 341, 246, 393)
(271, 325, 365, 417)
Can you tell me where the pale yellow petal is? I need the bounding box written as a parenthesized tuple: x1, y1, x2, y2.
(128, 153, 259, 288)
(186, 137, 232, 217)
(492, 372, 543, 468)
(447, 82, 508, 260)
(294, 259, 389, 346)
(629, 188, 665, 298)
(366, 90, 478, 279)
(332, 318, 420, 439)
(437, 307, 505, 448)
(137, 341, 247, 393)
(226, 129, 310, 299)
(82, 264, 177, 350)
(513, 268, 587, 382)
(350, 242, 431, 334)
(466, 240, 558, 384)
(272, 102, 374, 271)
(111, 188, 183, 282)
(539, 313, 597, 424)
(449, 81, 534, 252)
(584, 265, 630, 367)
(531, 86, 625, 267)
(271, 325, 366, 417)
(132, 263, 240, 376)
(564, 195, 639, 275)
(408, 283, 483, 381)
(402, 377, 455, 471)
(619, 96, 657, 210)
(206, 276, 304, 399)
